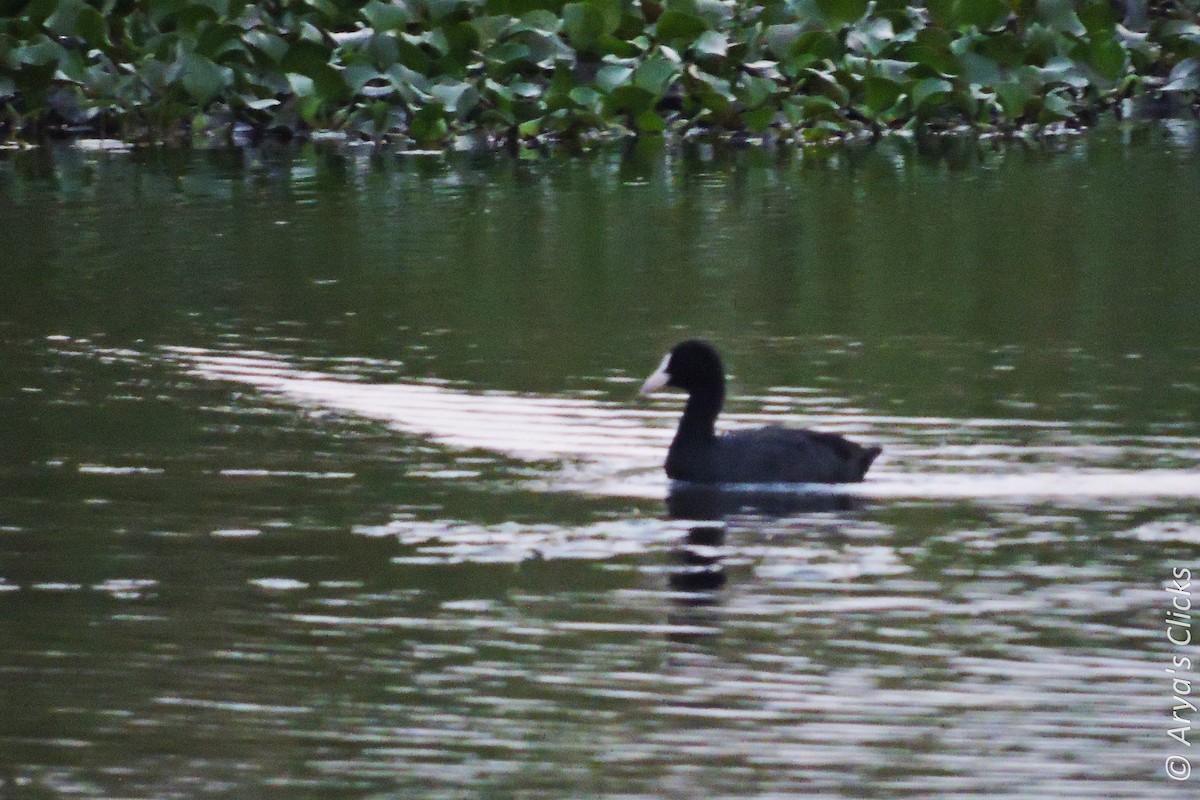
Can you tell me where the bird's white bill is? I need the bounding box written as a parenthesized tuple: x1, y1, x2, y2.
(639, 353, 672, 395)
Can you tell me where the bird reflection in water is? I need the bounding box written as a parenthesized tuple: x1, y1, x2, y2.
(661, 484, 868, 641)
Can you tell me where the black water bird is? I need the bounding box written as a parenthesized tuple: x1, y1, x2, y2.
(641, 340, 881, 484)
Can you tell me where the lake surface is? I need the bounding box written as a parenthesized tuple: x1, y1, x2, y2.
(1, 126, 1199, 799)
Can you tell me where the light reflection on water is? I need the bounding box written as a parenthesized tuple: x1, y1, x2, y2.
(167, 343, 1200, 506)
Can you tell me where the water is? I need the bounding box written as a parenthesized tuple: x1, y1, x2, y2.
(1, 127, 1199, 799)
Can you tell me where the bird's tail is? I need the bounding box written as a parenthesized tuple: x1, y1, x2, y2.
(856, 445, 883, 480)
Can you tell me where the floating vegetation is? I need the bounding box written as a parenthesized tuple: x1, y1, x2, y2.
(1, 1, 1198, 149)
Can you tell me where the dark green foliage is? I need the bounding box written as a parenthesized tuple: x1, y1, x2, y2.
(0, 0, 1198, 146)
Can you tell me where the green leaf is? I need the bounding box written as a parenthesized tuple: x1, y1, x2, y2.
(1040, 89, 1072, 121)
(911, 76, 952, 110)
(634, 57, 678, 95)
(956, 52, 1003, 87)
(517, 117, 540, 137)
(362, 1, 412, 32)
(994, 80, 1030, 119)
(635, 109, 664, 133)
(595, 64, 633, 93)
(288, 72, 316, 98)
(928, 0, 1008, 31)
(693, 30, 727, 59)
(1163, 58, 1200, 93)
(562, 0, 621, 54)
(847, 16, 893, 56)
(1087, 35, 1126, 82)
(655, 11, 708, 44)
(16, 36, 62, 67)
(180, 51, 230, 104)
(568, 85, 601, 108)
(408, 104, 447, 144)
(742, 105, 774, 132)
(45, 0, 107, 46)
(736, 75, 776, 109)
(245, 31, 289, 63)
(282, 40, 348, 101)
(765, 24, 803, 59)
(606, 83, 656, 114)
(1036, 0, 1086, 36)
(863, 75, 901, 112)
(815, 0, 868, 26)
(430, 80, 478, 115)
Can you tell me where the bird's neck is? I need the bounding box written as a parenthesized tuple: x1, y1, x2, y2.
(675, 386, 723, 443)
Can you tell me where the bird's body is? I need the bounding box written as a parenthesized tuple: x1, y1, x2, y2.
(642, 340, 880, 485)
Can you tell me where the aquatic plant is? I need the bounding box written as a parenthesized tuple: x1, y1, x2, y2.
(1, 1, 1197, 147)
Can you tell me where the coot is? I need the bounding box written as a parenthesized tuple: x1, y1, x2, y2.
(641, 340, 881, 484)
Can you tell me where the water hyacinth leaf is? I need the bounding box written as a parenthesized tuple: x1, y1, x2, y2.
(1040, 88, 1072, 120)
(16, 36, 62, 66)
(764, 24, 803, 59)
(737, 75, 776, 109)
(488, 40, 533, 68)
(517, 10, 560, 34)
(1036, 0, 1086, 36)
(430, 80, 478, 115)
(440, 22, 481, 63)
(1163, 58, 1199, 92)
(543, 67, 574, 108)
(507, 29, 564, 65)
(245, 31, 289, 63)
(288, 72, 316, 98)
(562, 0, 621, 54)
(45, 0, 108, 48)
(1078, 0, 1118, 36)
(193, 0, 231, 16)
(635, 109, 664, 133)
(196, 23, 245, 61)
(815, 0, 868, 26)
(595, 64, 634, 92)
(693, 30, 727, 59)
(972, 29, 1025, 68)
(510, 81, 541, 99)
(962, 0, 1009, 30)
(957, 51, 1003, 87)
(180, 51, 230, 103)
(361, 1, 412, 32)
(690, 0, 734, 27)
(655, 11, 708, 44)
(344, 63, 382, 93)
(911, 76, 952, 110)
(409, 104, 447, 143)
(994, 80, 1030, 119)
(282, 43, 349, 101)
(568, 85, 601, 108)
(634, 56, 678, 95)
(606, 83, 656, 114)
(1087, 35, 1127, 82)
(742, 104, 773, 132)
(847, 16, 893, 56)
(862, 75, 902, 112)
(1039, 56, 1089, 88)
(743, 60, 783, 80)
(928, 0, 1008, 31)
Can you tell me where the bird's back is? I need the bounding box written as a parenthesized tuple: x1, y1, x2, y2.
(708, 426, 880, 484)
